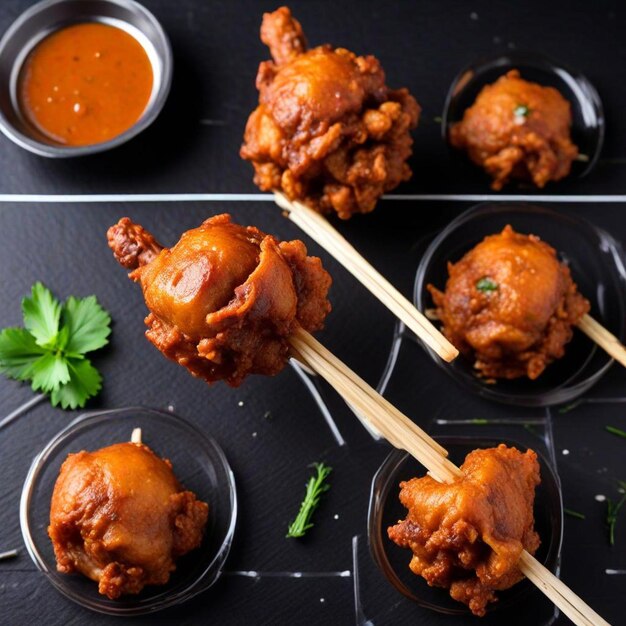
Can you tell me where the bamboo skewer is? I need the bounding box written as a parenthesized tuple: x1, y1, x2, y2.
(577, 313, 626, 368)
(274, 191, 458, 363)
(276, 191, 626, 372)
(131, 427, 142, 444)
(289, 326, 611, 626)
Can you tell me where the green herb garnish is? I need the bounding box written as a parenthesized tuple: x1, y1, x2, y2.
(0, 283, 111, 409)
(607, 481, 626, 546)
(559, 401, 582, 414)
(606, 425, 626, 439)
(564, 508, 586, 520)
(286, 463, 332, 538)
(476, 277, 498, 293)
(514, 104, 531, 117)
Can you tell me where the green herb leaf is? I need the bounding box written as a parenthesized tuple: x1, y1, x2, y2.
(1, 283, 111, 410)
(564, 508, 586, 520)
(286, 463, 332, 538)
(0, 327, 47, 380)
(607, 483, 626, 546)
(30, 352, 70, 392)
(514, 104, 531, 117)
(22, 282, 61, 348)
(558, 401, 582, 414)
(50, 358, 102, 410)
(476, 277, 498, 293)
(63, 295, 111, 354)
(606, 425, 626, 439)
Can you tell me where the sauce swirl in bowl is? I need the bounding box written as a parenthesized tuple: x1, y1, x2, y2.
(18, 22, 153, 146)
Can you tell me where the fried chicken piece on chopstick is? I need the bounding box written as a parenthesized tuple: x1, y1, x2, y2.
(107, 214, 331, 386)
(388, 444, 541, 616)
(241, 6, 420, 219)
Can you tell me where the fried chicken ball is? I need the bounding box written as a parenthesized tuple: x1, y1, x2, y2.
(388, 444, 541, 616)
(240, 6, 420, 219)
(450, 70, 579, 190)
(428, 225, 590, 379)
(49, 441, 208, 599)
(107, 214, 331, 386)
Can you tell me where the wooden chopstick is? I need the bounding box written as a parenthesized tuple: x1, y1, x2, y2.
(274, 192, 459, 363)
(276, 191, 626, 372)
(289, 327, 611, 626)
(577, 313, 626, 368)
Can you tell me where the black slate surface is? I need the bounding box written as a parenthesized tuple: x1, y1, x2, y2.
(0, 2, 625, 626)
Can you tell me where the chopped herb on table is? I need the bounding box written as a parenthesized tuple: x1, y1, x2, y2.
(286, 463, 332, 538)
(564, 508, 586, 520)
(0, 283, 111, 409)
(605, 425, 626, 439)
(606, 481, 626, 546)
(476, 277, 498, 293)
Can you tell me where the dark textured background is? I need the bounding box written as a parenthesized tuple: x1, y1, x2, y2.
(0, 1, 625, 625)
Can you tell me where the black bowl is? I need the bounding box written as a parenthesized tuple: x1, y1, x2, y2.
(442, 52, 604, 183)
(414, 203, 625, 406)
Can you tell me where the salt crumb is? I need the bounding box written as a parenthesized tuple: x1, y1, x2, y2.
(562, 449, 570, 455)
(334, 514, 339, 520)
(470, 12, 478, 20)
(167, 405, 174, 412)
(238, 401, 244, 407)
(595, 494, 606, 502)
(252, 432, 257, 438)
(320, 598, 325, 603)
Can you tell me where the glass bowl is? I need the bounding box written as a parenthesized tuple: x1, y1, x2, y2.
(442, 52, 604, 183)
(368, 437, 563, 617)
(415, 203, 625, 406)
(20, 407, 237, 615)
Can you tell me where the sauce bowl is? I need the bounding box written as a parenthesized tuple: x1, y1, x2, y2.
(0, 0, 172, 157)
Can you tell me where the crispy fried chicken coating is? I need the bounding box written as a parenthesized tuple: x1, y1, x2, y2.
(240, 7, 420, 219)
(450, 70, 579, 190)
(428, 225, 589, 379)
(49, 442, 208, 599)
(388, 445, 541, 616)
(107, 214, 331, 386)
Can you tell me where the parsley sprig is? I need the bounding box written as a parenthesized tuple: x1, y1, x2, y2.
(0, 283, 111, 409)
(286, 463, 332, 538)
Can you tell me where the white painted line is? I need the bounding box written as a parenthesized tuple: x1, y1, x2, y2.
(225, 570, 351, 578)
(0, 193, 624, 203)
(0, 193, 271, 202)
(386, 194, 626, 202)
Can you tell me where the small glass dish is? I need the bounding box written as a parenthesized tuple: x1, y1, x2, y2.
(20, 407, 237, 616)
(368, 437, 563, 618)
(415, 203, 625, 406)
(442, 52, 604, 182)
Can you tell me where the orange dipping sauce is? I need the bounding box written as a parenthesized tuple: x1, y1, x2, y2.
(18, 22, 153, 146)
